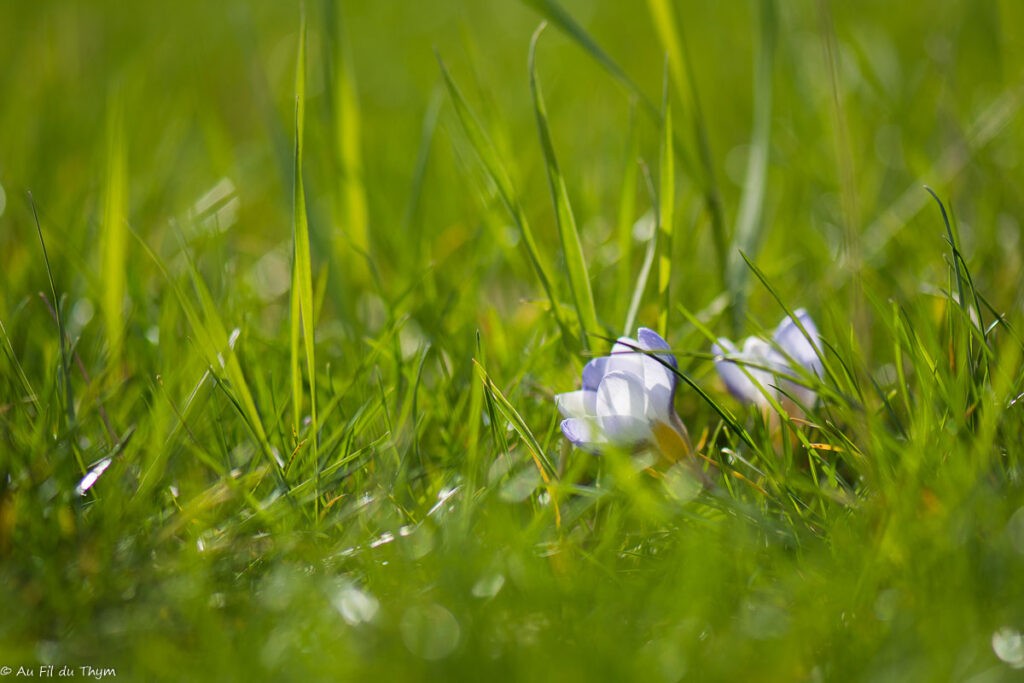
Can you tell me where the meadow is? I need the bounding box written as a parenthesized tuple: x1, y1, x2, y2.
(2, 1, 1024, 680)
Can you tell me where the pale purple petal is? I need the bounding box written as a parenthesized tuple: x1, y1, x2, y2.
(605, 337, 645, 379)
(581, 356, 608, 392)
(713, 337, 776, 407)
(596, 371, 652, 444)
(773, 309, 822, 376)
(561, 418, 606, 451)
(598, 415, 651, 445)
(636, 327, 676, 368)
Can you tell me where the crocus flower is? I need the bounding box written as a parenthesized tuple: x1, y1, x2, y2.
(712, 309, 823, 414)
(556, 328, 690, 458)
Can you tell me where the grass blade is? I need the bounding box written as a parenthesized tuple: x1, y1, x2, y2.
(100, 93, 129, 361)
(529, 24, 600, 350)
(522, 0, 657, 117)
(324, 0, 370, 284)
(615, 101, 639, 321)
(726, 0, 776, 329)
(657, 81, 675, 337)
(437, 54, 570, 338)
(473, 359, 560, 527)
(645, 0, 728, 280)
(292, 9, 320, 503)
(29, 195, 69, 423)
(134, 229, 276, 475)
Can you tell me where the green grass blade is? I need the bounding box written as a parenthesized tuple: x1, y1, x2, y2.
(529, 24, 600, 350)
(473, 359, 560, 527)
(29, 194, 69, 422)
(292, 9, 320, 499)
(657, 92, 675, 337)
(0, 316, 36, 409)
(623, 163, 658, 335)
(100, 93, 129, 361)
(134, 229, 276, 473)
(726, 0, 776, 329)
(521, 0, 658, 117)
(645, 0, 728, 280)
(437, 54, 569, 337)
(615, 101, 639, 321)
(324, 0, 370, 284)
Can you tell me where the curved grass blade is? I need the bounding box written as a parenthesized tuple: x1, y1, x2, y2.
(522, 0, 657, 117)
(473, 359, 560, 528)
(133, 229, 277, 476)
(437, 54, 569, 338)
(529, 24, 600, 350)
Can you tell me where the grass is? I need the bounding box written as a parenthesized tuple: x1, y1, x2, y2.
(2, 1, 1024, 681)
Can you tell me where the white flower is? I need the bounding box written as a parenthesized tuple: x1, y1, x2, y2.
(556, 328, 690, 457)
(712, 309, 823, 414)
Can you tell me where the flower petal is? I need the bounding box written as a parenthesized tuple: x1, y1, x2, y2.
(713, 337, 777, 407)
(605, 337, 645, 379)
(581, 356, 608, 393)
(773, 309, 822, 376)
(636, 327, 677, 368)
(555, 390, 596, 419)
(596, 371, 653, 444)
(561, 418, 606, 452)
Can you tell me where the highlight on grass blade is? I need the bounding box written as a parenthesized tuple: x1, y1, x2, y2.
(324, 0, 370, 284)
(645, 0, 728, 278)
(292, 7, 320, 493)
(100, 92, 129, 361)
(726, 0, 776, 330)
(529, 23, 600, 351)
(657, 71, 675, 338)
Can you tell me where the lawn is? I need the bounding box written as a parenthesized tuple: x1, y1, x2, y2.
(2, 1, 1024, 681)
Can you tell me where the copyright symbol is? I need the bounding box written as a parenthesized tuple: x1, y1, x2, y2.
(0, 666, 12, 675)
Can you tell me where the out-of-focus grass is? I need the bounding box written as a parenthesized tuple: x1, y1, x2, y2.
(2, 1, 1024, 681)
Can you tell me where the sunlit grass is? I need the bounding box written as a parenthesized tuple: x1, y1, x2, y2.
(2, 1, 1024, 681)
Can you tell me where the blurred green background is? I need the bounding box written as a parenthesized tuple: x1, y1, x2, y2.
(2, 1, 1024, 681)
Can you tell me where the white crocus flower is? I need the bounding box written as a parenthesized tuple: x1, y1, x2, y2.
(712, 309, 823, 415)
(556, 328, 690, 459)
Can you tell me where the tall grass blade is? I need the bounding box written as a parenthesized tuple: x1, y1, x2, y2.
(437, 54, 569, 337)
(100, 94, 129, 361)
(29, 195, 67, 421)
(615, 101, 639, 321)
(726, 0, 776, 329)
(324, 0, 370, 284)
(623, 163, 658, 335)
(657, 83, 675, 337)
(645, 0, 728, 279)
(529, 24, 600, 350)
(292, 9, 320, 503)
(134, 230, 276, 473)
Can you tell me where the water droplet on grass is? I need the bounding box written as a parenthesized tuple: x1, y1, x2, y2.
(471, 573, 505, 599)
(401, 604, 460, 660)
(992, 628, 1024, 668)
(333, 585, 379, 626)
